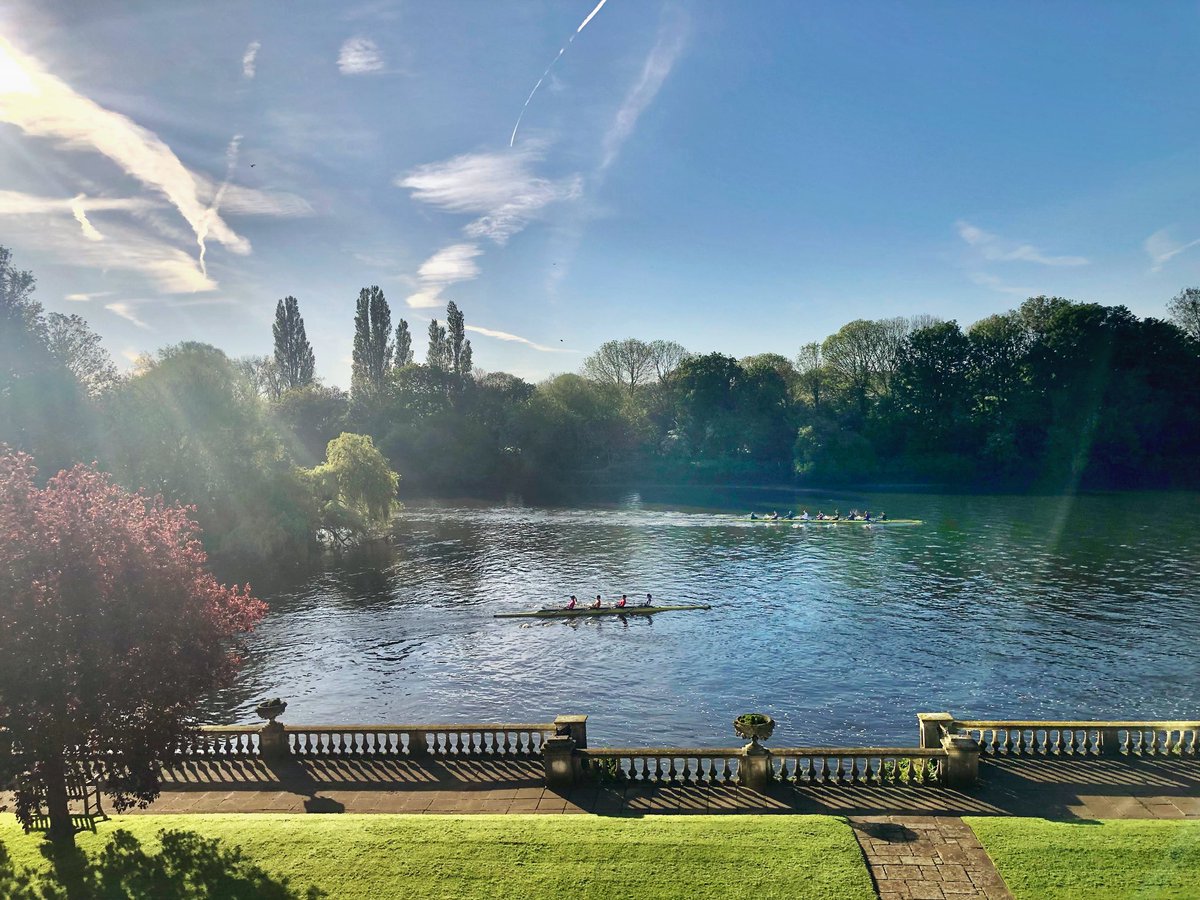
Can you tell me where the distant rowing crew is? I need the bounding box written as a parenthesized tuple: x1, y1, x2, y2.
(560, 593, 654, 611)
(749, 509, 887, 522)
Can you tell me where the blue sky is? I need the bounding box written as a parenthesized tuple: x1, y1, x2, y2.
(1, 1, 1198, 384)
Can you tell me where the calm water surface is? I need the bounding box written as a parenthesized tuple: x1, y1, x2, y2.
(208, 488, 1200, 746)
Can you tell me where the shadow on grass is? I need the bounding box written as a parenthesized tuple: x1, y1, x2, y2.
(0, 828, 325, 899)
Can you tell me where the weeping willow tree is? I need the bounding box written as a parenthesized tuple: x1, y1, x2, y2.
(300, 432, 399, 544)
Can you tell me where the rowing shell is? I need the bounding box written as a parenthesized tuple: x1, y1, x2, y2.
(746, 518, 922, 526)
(494, 604, 711, 619)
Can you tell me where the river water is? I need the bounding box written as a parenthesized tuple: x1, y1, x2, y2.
(207, 488, 1200, 747)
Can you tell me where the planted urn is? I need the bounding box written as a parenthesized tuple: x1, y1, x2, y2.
(733, 713, 775, 744)
(255, 698, 287, 723)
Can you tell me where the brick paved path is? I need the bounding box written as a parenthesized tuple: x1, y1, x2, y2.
(851, 816, 1013, 900)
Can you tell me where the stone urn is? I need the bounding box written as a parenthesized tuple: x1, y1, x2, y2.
(255, 698, 287, 724)
(733, 713, 775, 746)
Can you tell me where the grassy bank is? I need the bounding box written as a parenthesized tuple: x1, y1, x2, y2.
(0, 814, 874, 900)
(967, 817, 1200, 900)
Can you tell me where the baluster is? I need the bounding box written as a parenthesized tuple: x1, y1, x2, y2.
(1001, 728, 1012, 754)
(848, 756, 860, 785)
(501, 730, 512, 755)
(1151, 730, 1162, 755)
(721, 757, 733, 784)
(802, 757, 814, 783)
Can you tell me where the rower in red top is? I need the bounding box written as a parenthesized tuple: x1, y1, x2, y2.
(565, 595, 577, 610)
(616, 594, 627, 608)
(590, 595, 603, 609)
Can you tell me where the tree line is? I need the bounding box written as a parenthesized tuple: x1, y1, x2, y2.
(4, 243, 1200, 565)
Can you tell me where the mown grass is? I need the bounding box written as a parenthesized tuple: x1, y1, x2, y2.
(966, 817, 1200, 900)
(0, 813, 875, 899)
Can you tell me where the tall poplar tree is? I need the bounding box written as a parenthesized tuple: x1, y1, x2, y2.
(351, 286, 392, 396)
(395, 319, 414, 367)
(446, 301, 466, 375)
(426, 319, 449, 370)
(272, 296, 315, 391)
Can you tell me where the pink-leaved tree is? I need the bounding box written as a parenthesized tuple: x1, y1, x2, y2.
(0, 449, 266, 845)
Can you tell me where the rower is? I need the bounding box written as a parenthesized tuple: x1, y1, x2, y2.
(749, 512, 758, 520)
(879, 512, 887, 521)
(590, 595, 603, 609)
(643, 593, 653, 607)
(864, 511, 872, 522)
(800, 510, 811, 521)
(565, 595, 578, 610)
(783, 510, 794, 520)
(616, 594, 628, 608)
(768, 511, 779, 520)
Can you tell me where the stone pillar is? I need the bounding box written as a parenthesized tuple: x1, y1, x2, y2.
(408, 730, 429, 757)
(739, 742, 773, 792)
(1099, 726, 1122, 758)
(542, 735, 577, 791)
(554, 715, 588, 749)
(917, 712, 956, 749)
(941, 733, 981, 789)
(259, 721, 288, 760)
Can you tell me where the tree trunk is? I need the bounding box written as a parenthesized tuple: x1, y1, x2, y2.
(44, 749, 75, 847)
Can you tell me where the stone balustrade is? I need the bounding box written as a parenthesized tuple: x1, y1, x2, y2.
(917, 712, 1200, 758)
(577, 748, 743, 786)
(771, 747, 947, 786)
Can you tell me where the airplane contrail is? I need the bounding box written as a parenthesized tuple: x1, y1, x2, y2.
(509, 0, 609, 148)
(197, 134, 242, 277)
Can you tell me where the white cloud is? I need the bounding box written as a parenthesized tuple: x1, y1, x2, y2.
(601, 14, 687, 170)
(338, 37, 384, 74)
(0, 36, 249, 276)
(417, 243, 482, 284)
(105, 301, 150, 329)
(242, 40, 261, 79)
(65, 291, 113, 302)
(0, 191, 214, 292)
(1144, 228, 1200, 273)
(405, 243, 483, 308)
(0, 190, 156, 215)
(956, 220, 1088, 267)
(398, 144, 581, 245)
(465, 324, 578, 354)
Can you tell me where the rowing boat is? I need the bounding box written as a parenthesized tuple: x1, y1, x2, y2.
(746, 517, 922, 526)
(494, 604, 711, 619)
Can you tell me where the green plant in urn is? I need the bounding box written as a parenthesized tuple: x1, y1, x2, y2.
(255, 698, 287, 723)
(733, 713, 775, 745)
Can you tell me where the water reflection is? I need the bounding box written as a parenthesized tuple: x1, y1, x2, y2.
(205, 488, 1200, 747)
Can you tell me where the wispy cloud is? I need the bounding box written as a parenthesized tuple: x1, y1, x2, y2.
(0, 190, 156, 216)
(1144, 228, 1200, 273)
(70, 195, 103, 241)
(956, 220, 1088, 267)
(399, 145, 581, 308)
(407, 243, 483, 307)
(242, 40, 261, 79)
(399, 143, 581, 245)
(0, 36, 250, 271)
(465, 324, 577, 353)
(105, 301, 150, 329)
(0, 190, 214, 291)
(65, 291, 113, 302)
(601, 12, 687, 170)
(338, 37, 384, 74)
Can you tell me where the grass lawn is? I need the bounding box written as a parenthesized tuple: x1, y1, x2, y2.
(0, 814, 875, 899)
(966, 817, 1200, 900)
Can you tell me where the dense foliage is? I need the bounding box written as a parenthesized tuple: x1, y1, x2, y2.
(3, 244, 1199, 566)
(0, 450, 266, 844)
